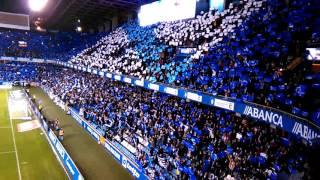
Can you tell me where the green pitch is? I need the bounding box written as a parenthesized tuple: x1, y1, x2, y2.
(0, 90, 67, 180)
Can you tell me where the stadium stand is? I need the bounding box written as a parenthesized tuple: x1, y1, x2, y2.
(0, 61, 311, 179)
(0, 0, 319, 179)
(0, 61, 39, 82)
(67, 0, 320, 122)
(0, 29, 105, 61)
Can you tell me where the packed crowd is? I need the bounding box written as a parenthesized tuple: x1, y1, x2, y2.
(69, 0, 320, 122)
(0, 61, 39, 82)
(0, 29, 104, 60)
(70, 23, 168, 79)
(174, 0, 320, 120)
(0, 61, 306, 179)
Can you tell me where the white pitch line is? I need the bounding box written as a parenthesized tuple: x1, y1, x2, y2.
(7, 91, 22, 180)
(0, 151, 16, 155)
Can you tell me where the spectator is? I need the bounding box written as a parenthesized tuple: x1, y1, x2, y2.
(59, 128, 64, 141)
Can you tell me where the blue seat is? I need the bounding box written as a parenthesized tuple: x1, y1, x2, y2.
(301, 111, 309, 117)
(231, 93, 237, 98)
(312, 83, 320, 89)
(295, 85, 307, 97)
(292, 107, 301, 115)
(285, 99, 293, 106)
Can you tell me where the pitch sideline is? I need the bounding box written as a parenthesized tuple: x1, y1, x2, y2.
(6, 90, 22, 180)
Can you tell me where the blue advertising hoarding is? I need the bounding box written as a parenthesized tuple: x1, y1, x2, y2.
(48, 130, 84, 180)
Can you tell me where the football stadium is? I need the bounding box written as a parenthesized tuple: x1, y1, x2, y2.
(0, 0, 319, 179)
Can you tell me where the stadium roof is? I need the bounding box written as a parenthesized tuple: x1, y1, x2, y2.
(0, 0, 157, 30)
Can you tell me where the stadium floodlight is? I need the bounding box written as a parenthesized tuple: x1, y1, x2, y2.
(28, 0, 48, 12)
(76, 26, 82, 32)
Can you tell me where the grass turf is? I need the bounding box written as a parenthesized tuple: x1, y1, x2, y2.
(28, 87, 132, 180)
(0, 90, 67, 180)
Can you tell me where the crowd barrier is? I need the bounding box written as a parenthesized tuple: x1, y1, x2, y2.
(42, 87, 149, 180)
(25, 90, 84, 180)
(56, 61, 320, 142)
